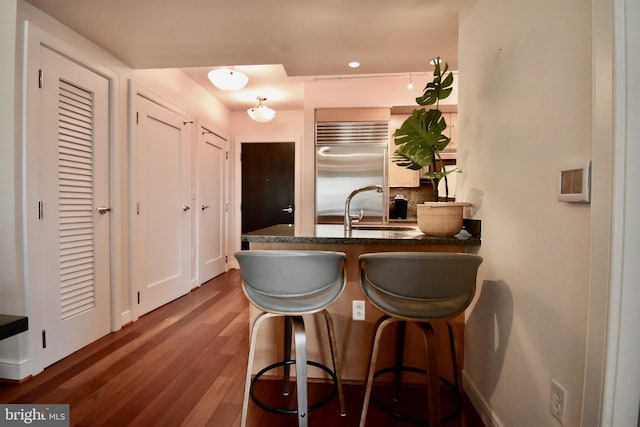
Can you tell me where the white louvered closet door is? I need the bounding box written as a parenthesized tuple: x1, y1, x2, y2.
(39, 47, 111, 367)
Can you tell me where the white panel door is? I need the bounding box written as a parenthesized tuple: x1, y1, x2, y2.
(39, 47, 111, 367)
(198, 130, 227, 283)
(131, 94, 190, 317)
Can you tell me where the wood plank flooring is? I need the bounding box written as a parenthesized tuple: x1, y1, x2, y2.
(0, 269, 485, 426)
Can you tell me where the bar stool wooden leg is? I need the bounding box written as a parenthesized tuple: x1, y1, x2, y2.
(321, 309, 347, 416)
(393, 321, 407, 402)
(359, 315, 395, 427)
(241, 312, 277, 427)
(419, 322, 440, 427)
(446, 321, 460, 391)
(291, 316, 308, 427)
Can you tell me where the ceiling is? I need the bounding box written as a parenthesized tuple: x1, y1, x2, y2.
(25, 0, 462, 111)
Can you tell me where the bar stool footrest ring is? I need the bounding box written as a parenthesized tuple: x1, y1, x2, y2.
(250, 359, 338, 415)
(371, 366, 462, 424)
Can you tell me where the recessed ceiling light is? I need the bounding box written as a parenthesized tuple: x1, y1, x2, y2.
(348, 61, 360, 68)
(429, 58, 442, 66)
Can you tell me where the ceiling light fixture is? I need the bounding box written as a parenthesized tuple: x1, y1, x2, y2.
(247, 97, 276, 123)
(407, 74, 414, 90)
(348, 61, 360, 68)
(207, 67, 249, 91)
(429, 57, 442, 66)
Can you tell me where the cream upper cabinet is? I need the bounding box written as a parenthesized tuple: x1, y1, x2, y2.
(388, 114, 420, 187)
(388, 110, 457, 187)
(442, 111, 457, 154)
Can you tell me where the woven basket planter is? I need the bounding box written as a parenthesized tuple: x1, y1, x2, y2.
(417, 202, 471, 236)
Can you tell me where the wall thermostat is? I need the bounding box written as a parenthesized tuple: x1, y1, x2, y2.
(558, 161, 591, 202)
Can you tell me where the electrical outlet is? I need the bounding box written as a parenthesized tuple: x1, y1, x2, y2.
(352, 300, 365, 321)
(550, 379, 567, 425)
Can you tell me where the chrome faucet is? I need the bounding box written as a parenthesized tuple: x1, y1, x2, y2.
(344, 185, 383, 231)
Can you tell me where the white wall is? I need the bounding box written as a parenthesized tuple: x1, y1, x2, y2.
(458, 1, 594, 426)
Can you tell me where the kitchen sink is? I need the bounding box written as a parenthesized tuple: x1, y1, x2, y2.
(350, 225, 418, 232)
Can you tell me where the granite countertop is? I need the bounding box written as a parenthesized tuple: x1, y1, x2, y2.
(242, 221, 481, 246)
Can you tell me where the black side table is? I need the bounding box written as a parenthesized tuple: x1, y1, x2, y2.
(0, 315, 28, 341)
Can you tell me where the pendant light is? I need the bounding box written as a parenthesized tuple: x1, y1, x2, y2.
(247, 97, 276, 122)
(207, 67, 249, 91)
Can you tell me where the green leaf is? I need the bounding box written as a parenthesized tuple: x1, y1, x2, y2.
(392, 108, 451, 170)
(415, 58, 454, 106)
(426, 167, 461, 181)
(441, 71, 454, 88)
(391, 56, 456, 197)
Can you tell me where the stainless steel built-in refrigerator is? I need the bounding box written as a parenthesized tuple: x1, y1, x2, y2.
(315, 121, 388, 224)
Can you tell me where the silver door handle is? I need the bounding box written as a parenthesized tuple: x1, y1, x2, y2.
(201, 205, 210, 211)
(97, 206, 111, 214)
(183, 205, 190, 211)
(282, 206, 293, 214)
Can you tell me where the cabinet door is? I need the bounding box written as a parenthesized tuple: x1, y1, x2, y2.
(442, 112, 457, 152)
(389, 114, 420, 187)
(389, 156, 420, 187)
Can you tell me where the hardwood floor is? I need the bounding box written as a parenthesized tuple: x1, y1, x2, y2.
(0, 270, 485, 426)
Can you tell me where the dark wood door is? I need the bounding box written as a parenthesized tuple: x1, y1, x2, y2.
(241, 142, 295, 233)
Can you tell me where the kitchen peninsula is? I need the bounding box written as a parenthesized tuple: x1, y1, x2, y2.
(241, 222, 481, 383)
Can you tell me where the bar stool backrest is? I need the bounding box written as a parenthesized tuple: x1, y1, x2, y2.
(235, 250, 347, 314)
(359, 252, 483, 320)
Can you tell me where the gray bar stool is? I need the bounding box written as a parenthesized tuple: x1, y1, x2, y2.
(358, 252, 482, 427)
(234, 250, 347, 427)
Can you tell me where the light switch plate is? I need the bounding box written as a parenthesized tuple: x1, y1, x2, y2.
(558, 161, 591, 202)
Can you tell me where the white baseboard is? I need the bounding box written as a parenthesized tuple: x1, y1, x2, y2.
(0, 357, 32, 381)
(120, 310, 132, 327)
(463, 371, 504, 427)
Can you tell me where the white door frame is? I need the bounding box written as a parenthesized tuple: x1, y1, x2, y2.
(21, 21, 122, 377)
(583, 0, 640, 425)
(598, 0, 640, 425)
(195, 125, 229, 285)
(231, 136, 301, 265)
(127, 80, 192, 321)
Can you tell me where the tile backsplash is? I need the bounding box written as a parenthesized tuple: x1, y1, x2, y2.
(389, 183, 435, 220)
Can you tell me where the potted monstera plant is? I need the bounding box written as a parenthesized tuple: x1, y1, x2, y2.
(392, 58, 470, 236)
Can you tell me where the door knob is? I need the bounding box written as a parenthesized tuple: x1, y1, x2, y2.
(282, 206, 293, 214)
(97, 206, 111, 214)
(183, 205, 191, 211)
(201, 205, 210, 211)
